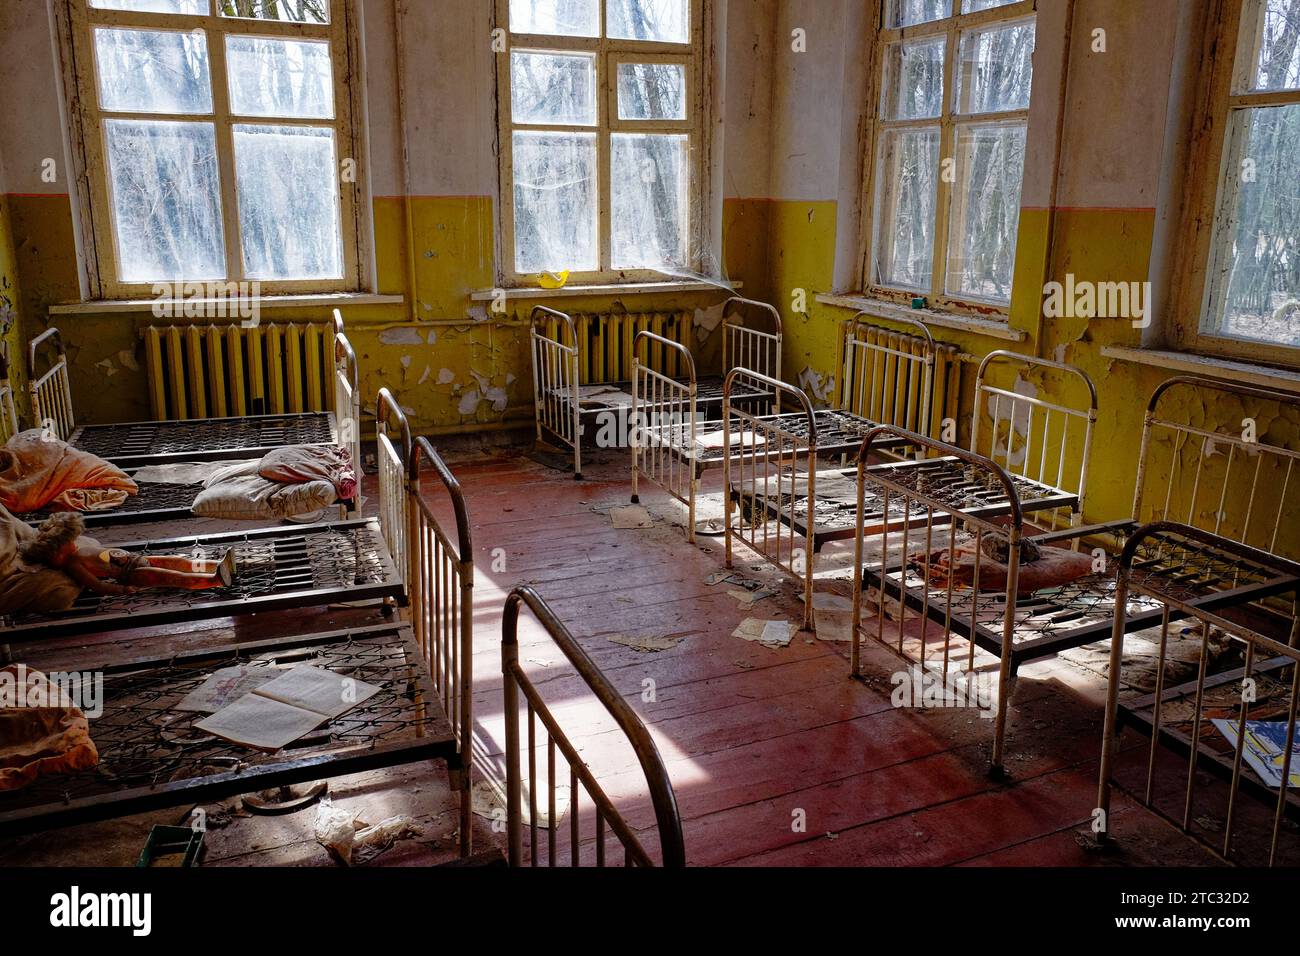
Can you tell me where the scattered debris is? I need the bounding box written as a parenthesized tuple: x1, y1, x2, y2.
(314, 799, 424, 866)
(610, 505, 654, 529)
(607, 632, 686, 653)
(732, 618, 795, 648)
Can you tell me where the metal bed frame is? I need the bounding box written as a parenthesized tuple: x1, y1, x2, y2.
(1097, 523, 1300, 866)
(12, 316, 364, 528)
(855, 375, 1300, 773)
(502, 585, 685, 867)
(0, 622, 458, 837)
(533, 298, 781, 479)
(633, 311, 940, 545)
(28, 324, 350, 469)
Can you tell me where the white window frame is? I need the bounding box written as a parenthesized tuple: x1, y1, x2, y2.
(1169, 0, 1300, 365)
(494, 0, 706, 287)
(860, 0, 1037, 317)
(60, 0, 366, 300)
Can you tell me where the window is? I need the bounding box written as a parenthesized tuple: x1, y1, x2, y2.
(864, 0, 1035, 311)
(496, 0, 703, 284)
(1184, 0, 1300, 359)
(64, 0, 362, 298)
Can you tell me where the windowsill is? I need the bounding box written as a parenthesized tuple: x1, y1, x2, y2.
(815, 293, 1027, 342)
(48, 292, 405, 316)
(469, 279, 738, 302)
(1101, 346, 1300, 393)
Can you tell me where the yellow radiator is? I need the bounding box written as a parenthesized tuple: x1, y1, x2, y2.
(532, 310, 692, 385)
(142, 322, 332, 420)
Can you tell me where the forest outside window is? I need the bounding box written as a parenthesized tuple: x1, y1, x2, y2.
(65, 0, 361, 299)
(497, 0, 703, 285)
(866, 0, 1035, 312)
(1196, 0, 1300, 358)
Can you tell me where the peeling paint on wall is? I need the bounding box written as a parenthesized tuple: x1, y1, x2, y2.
(379, 327, 425, 345)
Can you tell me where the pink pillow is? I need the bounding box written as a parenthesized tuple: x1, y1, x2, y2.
(258, 445, 358, 501)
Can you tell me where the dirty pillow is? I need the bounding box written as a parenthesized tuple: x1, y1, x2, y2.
(193, 461, 335, 521)
(258, 445, 357, 501)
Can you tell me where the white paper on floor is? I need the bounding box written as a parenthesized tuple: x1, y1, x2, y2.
(610, 505, 654, 529)
(732, 618, 795, 648)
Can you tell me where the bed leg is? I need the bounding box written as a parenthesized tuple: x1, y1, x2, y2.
(631, 494, 640, 504)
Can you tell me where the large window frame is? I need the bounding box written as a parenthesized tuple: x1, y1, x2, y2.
(859, 0, 1037, 317)
(494, 0, 707, 287)
(61, 0, 366, 300)
(1169, 0, 1300, 366)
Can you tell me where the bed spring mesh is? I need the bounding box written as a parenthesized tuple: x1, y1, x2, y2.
(70, 413, 336, 461)
(15, 483, 204, 527)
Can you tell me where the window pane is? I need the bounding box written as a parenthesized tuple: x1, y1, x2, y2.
(611, 133, 687, 270)
(233, 124, 342, 280)
(962, 0, 1020, 13)
(956, 19, 1035, 113)
(94, 27, 212, 114)
(511, 51, 596, 125)
(104, 119, 225, 282)
(513, 131, 597, 273)
(617, 63, 686, 120)
(1249, 0, 1300, 92)
(509, 0, 599, 37)
(218, 0, 329, 23)
(607, 0, 689, 43)
(945, 123, 1025, 302)
(884, 0, 952, 29)
(90, 0, 207, 13)
(874, 127, 939, 291)
(881, 37, 945, 121)
(1209, 104, 1300, 347)
(227, 36, 334, 119)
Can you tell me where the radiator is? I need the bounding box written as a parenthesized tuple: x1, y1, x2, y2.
(142, 322, 333, 420)
(838, 324, 961, 439)
(530, 310, 693, 385)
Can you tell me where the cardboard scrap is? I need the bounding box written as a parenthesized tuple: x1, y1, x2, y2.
(732, 618, 795, 648)
(610, 505, 654, 529)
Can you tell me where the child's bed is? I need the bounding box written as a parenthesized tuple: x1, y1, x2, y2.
(0, 395, 477, 855)
(532, 298, 780, 479)
(13, 315, 363, 528)
(1095, 522, 1300, 866)
(29, 317, 354, 469)
(853, 375, 1300, 773)
(634, 312, 947, 543)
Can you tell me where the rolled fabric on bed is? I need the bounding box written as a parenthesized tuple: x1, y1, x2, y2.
(191, 460, 336, 521)
(911, 538, 1096, 595)
(0, 505, 82, 615)
(0, 430, 137, 514)
(258, 444, 357, 501)
(0, 664, 99, 791)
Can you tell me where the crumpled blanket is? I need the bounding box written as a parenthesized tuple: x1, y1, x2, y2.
(0, 504, 82, 615)
(912, 540, 1097, 595)
(0, 430, 137, 513)
(192, 460, 336, 521)
(0, 664, 99, 791)
(259, 445, 357, 501)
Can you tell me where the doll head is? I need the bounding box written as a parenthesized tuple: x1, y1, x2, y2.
(19, 511, 85, 567)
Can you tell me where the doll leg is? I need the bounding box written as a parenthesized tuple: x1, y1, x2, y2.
(121, 551, 235, 591)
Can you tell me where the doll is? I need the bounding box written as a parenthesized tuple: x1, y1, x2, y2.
(19, 512, 236, 597)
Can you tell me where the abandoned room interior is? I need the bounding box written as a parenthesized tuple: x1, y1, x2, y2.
(0, 0, 1298, 897)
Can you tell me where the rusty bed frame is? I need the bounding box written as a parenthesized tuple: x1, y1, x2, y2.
(28, 311, 361, 472)
(502, 585, 684, 867)
(0, 390, 477, 856)
(633, 312, 939, 545)
(1097, 523, 1300, 866)
(14, 314, 363, 528)
(533, 298, 781, 480)
(854, 376, 1300, 773)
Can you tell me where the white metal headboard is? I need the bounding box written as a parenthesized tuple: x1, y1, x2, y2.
(28, 328, 74, 441)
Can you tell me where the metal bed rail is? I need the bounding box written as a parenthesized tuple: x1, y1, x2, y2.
(407, 436, 475, 856)
(0, 352, 20, 444)
(332, 309, 363, 516)
(530, 306, 583, 479)
(376, 388, 411, 592)
(850, 425, 1026, 773)
(838, 312, 936, 443)
(1132, 376, 1300, 558)
(722, 296, 783, 391)
(27, 328, 74, 442)
(631, 330, 699, 540)
(1097, 522, 1300, 866)
(723, 369, 819, 629)
(502, 585, 685, 867)
(971, 351, 1098, 533)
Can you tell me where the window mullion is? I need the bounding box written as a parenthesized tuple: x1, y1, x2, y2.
(206, 19, 242, 284)
(931, 25, 959, 300)
(598, 41, 611, 275)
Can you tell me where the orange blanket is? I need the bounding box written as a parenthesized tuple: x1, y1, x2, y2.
(0, 665, 99, 792)
(0, 430, 137, 513)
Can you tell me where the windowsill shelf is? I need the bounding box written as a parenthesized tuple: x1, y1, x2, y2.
(469, 280, 738, 302)
(49, 292, 405, 316)
(815, 293, 1028, 342)
(1101, 346, 1300, 393)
